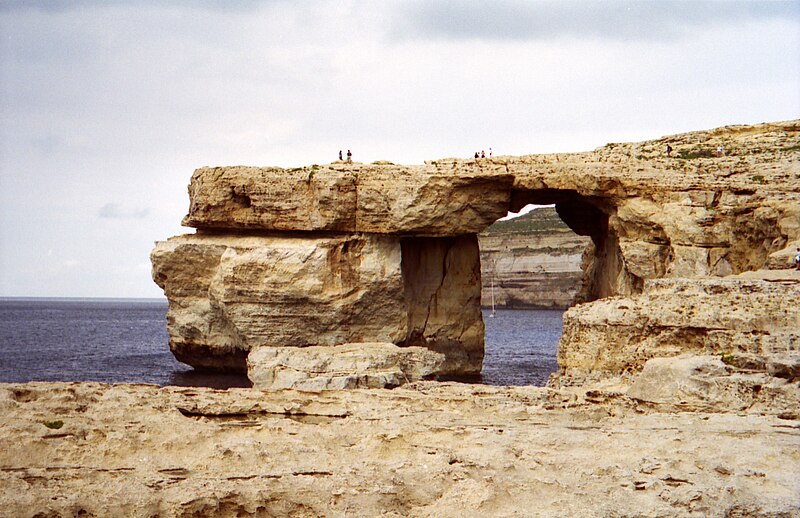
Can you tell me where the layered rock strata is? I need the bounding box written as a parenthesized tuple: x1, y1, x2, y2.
(479, 207, 590, 308)
(182, 166, 515, 235)
(5, 120, 800, 515)
(152, 233, 484, 375)
(557, 275, 800, 378)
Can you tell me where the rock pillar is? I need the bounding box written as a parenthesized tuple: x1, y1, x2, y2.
(152, 164, 514, 376)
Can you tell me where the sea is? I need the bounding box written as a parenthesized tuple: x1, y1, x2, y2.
(0, 298, 562, 388)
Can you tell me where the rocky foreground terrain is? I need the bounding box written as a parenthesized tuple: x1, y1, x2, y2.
(2, 121, 799, 516)
(1, 380, 797, 517)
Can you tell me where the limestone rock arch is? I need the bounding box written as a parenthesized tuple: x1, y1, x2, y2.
(151, 121, 800, 379)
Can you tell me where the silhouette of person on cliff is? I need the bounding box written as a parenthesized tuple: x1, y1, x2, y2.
(489, 147, 493, 158)
(347, 150, 352, 162)
(339, 150, 343, 161)
(474, 151, 479, 159)
(481, 150, 486, 158)
(666, 144, 673, 157)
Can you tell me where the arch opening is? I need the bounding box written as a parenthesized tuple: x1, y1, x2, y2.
(477, 189, 627, 386)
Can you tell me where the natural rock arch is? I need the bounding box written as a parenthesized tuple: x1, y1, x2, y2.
(152, 121, 800, 384)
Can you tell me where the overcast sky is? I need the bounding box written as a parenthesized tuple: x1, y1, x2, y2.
(1, 0, 798, 298)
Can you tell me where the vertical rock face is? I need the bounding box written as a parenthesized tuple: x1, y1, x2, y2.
(400, 235, 484, 373)
(182, 165, 515, 236)
(557, 277, 800, 378)
(151, 233, 484, 375)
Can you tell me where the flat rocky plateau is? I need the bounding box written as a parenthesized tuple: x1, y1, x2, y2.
(0, 382, 797, 517)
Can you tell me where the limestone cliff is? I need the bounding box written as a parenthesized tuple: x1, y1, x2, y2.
(152, 119, 800, 386)
(557, 273, 800, 380)
(479, 207, 590, 309)
(152, 233, 484, 376)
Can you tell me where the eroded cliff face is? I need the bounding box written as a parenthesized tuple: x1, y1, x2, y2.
(182, 166, 515, 236)
(152, 233, 484, 375)
(479, 207, 590, 309)
(557, 275, 800, 379)
(152, 119, 800, 387)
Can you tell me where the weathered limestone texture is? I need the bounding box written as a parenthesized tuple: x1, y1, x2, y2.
(247, 342, 445, 389)
(399, 235, 484, 373)
(153, 120, 800, 383)
(1, 382, 798, 517)
(182, 165, 515, 236)
(151, 233, 405, 370)
(627, 354, 800, 415)
(557, 276, 800, 378)
(4, 120, 800, 516)
(151, 233, 483, 375)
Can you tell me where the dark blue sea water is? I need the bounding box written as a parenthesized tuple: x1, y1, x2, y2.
(481, 309, 562, 386)
(0, 299, 562, 387)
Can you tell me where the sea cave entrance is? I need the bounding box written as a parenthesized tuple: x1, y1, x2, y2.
(478, 190, 613, 386)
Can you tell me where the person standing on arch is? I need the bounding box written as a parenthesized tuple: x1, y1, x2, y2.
(339, 150, 343, 161)
(347, 149, 352, 162)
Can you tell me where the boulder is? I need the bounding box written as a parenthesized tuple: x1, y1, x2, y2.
(628, 354, 800, 414)
(246, 342, 446, 389)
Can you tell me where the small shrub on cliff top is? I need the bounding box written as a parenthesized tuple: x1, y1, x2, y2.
(44, 420, 64, 429)
(750, 175, 765, 184)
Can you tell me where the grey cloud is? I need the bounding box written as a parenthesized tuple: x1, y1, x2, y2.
(393, 0, 800, 42)
(98, 203, 149, 220)
(0, 0, 272, 12)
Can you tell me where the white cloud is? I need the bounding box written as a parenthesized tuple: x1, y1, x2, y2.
(392, 1, 800, 42)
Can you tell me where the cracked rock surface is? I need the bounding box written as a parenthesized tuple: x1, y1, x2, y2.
(1, 381, 798, 517)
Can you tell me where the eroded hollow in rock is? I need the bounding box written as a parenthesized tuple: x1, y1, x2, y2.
(476, 186, 670, 385)
(508, 188, 631, 302)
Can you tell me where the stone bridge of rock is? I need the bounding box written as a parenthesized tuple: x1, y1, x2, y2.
(152, 121, 800, 385)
